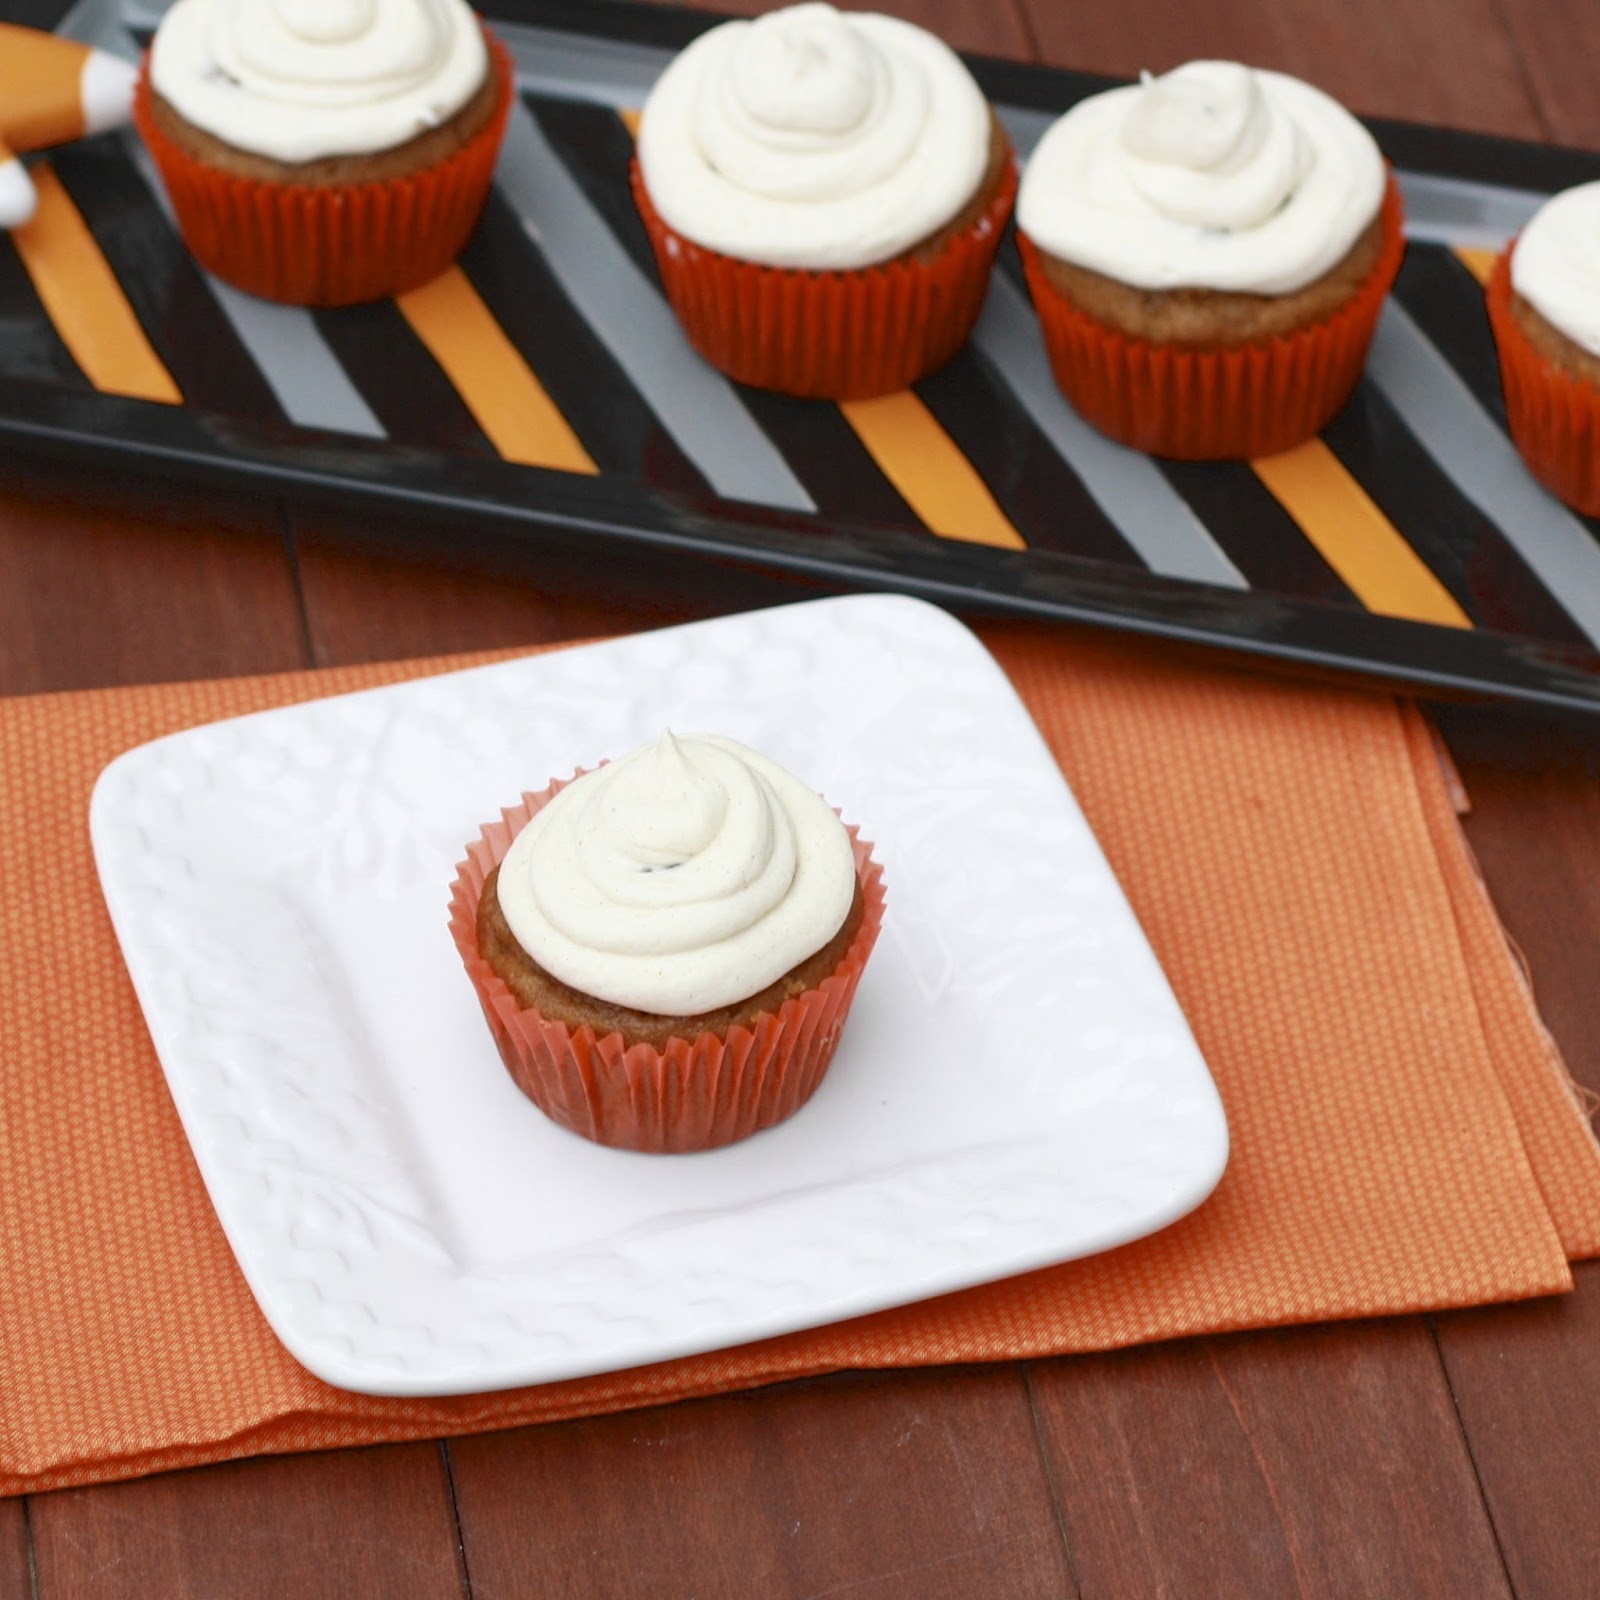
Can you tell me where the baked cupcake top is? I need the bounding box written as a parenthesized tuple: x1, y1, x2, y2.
(496, 732, 858, 1017)
(1017, 60, 1385, 295)
(1511, 181, 1600, 358)
(149, 0, 487, 163)
(636, 2, 990, 271)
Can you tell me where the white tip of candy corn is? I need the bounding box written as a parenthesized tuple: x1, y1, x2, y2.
(0, 159, 36, 229)
(80, 49, 138, 135)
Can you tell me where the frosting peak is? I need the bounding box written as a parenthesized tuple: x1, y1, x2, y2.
(497, 734, 857, 1016)
(1120, 62, 1307, 231)
(150, 0, 487, 163)
(263, 0, 379, 48)
(637, 4, 990, 270)
(1017, 61, 1384, 295)
(601, 731, 728, 870)
(732, 9, 876, 135)
(1511, 181, 1600, 359)
(696, 5, 925, 205)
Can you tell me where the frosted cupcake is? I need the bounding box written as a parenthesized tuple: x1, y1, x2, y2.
(631, 3, 1016, 399)
(450, 732, 886, 1153)
(1016, 61, 1404, 459)
(1486, 181, 1600, 515)
(135, 0, 512, 306)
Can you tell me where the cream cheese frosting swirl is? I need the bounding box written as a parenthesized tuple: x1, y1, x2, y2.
(1512, 181, 1600, 358)
(1017, 61, 1385, 295)
(149, 0, 487, 163)
(497, 733, 858, 1017)
(636, 3, 991, 270)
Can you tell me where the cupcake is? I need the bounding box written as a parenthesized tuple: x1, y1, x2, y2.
(134, 0, 512, 306)
(631, 2, 1017, 399)
(1486, 181, 1600, 516)
(1015, 60, 1404, 459)
(449, 732, 887, 1153)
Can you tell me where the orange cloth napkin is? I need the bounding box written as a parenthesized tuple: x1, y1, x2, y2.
(3, 621, 1599, 1497)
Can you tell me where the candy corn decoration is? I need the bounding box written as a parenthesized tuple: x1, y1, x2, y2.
(0, 24, 138, 228)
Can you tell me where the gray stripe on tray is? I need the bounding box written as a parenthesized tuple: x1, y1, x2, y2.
(972, 275, 1249, 589)
(1367, 300, 1600, 649)
(120, 136, 387, 439)
(495, 99, 815, 512)
(499, 21, 670, 109)
(1398, 171, 1546, 249)
(55, 0, 131, 47)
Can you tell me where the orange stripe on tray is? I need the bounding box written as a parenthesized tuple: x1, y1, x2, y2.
(617, 107, 641, 138)
(1453, 246, 1499, 287)
(9, 162, 180, 404)
(395, 267, 598, 475)
(839, 394, 1027, 550)
(1251, 440, 1472, 629)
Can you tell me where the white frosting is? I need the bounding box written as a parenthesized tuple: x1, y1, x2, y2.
(498, 733, 858, 1018)
(637, 3, 991, 270)
(1017, 61, 1386, 295)
(149, 0, 488, 163)
(1512, 181, 1600, 359)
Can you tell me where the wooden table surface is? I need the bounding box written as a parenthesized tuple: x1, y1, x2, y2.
(6, 1, 1600, 1595)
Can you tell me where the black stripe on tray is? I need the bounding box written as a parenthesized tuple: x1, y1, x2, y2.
(1389, 242, 1506, 424)
(0, 233, 87, 388)
(457, 189, 711, 498)
(1156, 458, 1362, 606)
(49, 138, 285, 424)
(915, 348, 1144, 565)
(731, 384, 926, 529)
(1322, 379, 1590, 646)
(527, 91, 926, 530)
(312, 299, 497, 458)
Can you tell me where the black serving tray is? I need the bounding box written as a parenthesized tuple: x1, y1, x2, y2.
(10, 0, 1600, 714)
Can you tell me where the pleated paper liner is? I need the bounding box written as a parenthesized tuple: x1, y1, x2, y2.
(450, 777, 888, 1153)
(1016, 174, 1407, 461)
(1485, 244, 1600, 518)
(132, 29, 514, 308)
(630, 153, 1018, 400)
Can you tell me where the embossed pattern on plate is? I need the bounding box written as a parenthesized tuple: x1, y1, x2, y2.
(90, 595, 1228, 1396)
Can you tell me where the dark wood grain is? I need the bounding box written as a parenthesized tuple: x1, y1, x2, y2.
(1433, 1264, 1600, 1600)
(1028, 1320, 1513, 1600)
(1017, 0, 1543, 138)
(0, 1501, 31, 1600)
(289, 503, 832, 664)
(1489, 0, 1600, 147)
(448, 1369, 1075, 1600)
(0, 460, 306, 695)
(1436, 703, 1600, 1101)
(1424, 705, 1600, 1600)
(28, 1447, 466, 1600)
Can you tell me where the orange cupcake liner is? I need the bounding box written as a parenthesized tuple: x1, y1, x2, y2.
(631, 153, 1018, 400)
(133, 28, 513, 307)
(1485, 244, 1600, 517)
(1016, 173, 1407, 460)
(448, 776, 888, 1154)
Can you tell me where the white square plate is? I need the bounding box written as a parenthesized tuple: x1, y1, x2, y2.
(91, 594, 1227, 1396)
